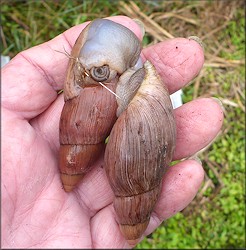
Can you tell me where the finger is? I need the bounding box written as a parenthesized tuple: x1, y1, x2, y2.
(90, 159, 204, 248)
(142, 37, 204, 94)
(173, 97, 224, 160)
(91, 204, 129, 249)
(145, 159, 204, 238)
(2, 16, 143, 120)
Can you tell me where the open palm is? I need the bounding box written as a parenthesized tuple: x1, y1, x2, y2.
(2, 16, 223, 248)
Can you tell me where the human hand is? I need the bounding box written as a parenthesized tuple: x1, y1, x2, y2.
(2, 16, 223, 248)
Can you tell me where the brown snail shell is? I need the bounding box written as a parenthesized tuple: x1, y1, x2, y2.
(104, 61, 176, 244)
(59, 19, 142, 192)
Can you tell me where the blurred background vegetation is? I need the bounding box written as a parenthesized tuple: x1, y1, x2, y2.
(1, 0, 245, 249)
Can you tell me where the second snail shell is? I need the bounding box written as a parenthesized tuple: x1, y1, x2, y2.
(105, 60, 176, 244)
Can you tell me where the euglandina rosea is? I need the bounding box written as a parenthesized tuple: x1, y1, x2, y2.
(59, 18, 176, 244)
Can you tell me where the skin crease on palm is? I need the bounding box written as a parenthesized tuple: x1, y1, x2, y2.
(2, 16, 224, 248)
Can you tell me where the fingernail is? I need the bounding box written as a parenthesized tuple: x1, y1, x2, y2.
(211, 97, 225, 112)
(133, 18, 145, 37)
(188, 36, 204, 50)
(188, 155, 202, 165)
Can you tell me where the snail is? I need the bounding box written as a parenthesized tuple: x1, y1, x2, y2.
(59, 18, 176, 244)
(59, 18, 141, 192)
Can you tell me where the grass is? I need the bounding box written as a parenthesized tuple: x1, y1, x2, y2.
(1, 0, 245, 249)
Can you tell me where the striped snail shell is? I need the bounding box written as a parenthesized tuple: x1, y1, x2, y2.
(105, 60, 176, 245)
